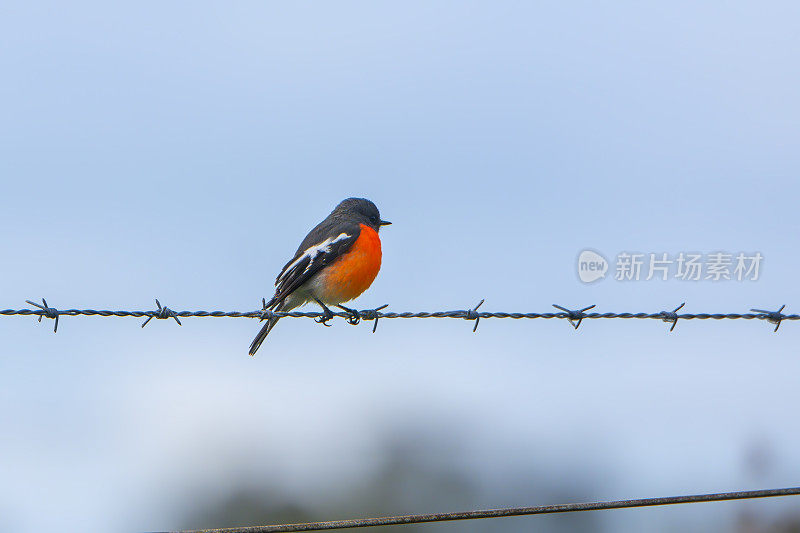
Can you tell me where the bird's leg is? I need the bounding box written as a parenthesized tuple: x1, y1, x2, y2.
(336, 304, 361, 325)
(313, 298, 335, 326)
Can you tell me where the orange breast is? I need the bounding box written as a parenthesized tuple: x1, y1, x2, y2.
(317, 224, 382, 304)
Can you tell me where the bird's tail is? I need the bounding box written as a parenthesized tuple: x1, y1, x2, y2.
(248, 301, 284, 356)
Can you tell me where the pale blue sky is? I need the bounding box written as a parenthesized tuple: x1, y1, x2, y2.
(1, 2, 799, 532)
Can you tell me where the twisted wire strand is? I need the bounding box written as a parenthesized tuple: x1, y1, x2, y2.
(157, 486, 800, 533)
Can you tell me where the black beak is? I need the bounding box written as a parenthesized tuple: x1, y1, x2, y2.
(379, 220, 392, 226)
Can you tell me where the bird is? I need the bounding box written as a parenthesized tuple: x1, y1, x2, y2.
(248, 198, 391, 356)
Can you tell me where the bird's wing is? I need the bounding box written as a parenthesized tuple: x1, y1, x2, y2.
(267, 221, 361, 308)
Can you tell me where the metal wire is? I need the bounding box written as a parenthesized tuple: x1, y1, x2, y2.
(2, 299, 797, 333)
(3, 299, 799, 332)
(155, 486, 800, 533)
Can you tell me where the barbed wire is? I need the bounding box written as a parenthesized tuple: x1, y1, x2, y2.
(156, 486, 800, 533)
(1, 299, 797, 333)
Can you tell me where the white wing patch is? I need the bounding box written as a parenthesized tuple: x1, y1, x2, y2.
(277, 232, 352, 286)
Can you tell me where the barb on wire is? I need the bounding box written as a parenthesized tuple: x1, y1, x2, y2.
(158, 486, 800, 533)
(464, 299, 484, 332)
(25, 298, 59, 333)
(552, 304, 595, 330)
(259, 298, 277, 321)
(358, 304, 389, 333)
(750, 305, 786, 332)
(660, 302, 686, 332)
(5, 299, 800, 333)
(141, 299, 182, 328)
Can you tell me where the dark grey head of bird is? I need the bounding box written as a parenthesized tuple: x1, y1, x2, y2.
(332, 197, 391, 231)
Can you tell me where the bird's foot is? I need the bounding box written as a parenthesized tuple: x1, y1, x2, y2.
(314, 299, 335, 327)
(336, 304, 361, 325)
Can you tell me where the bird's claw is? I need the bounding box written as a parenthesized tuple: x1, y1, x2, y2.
(315, 308, 334, 326)
(314, 299, 335, 326)
(337, 304, 361, 325)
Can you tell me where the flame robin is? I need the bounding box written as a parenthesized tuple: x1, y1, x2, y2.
(249, 198, 390, 355)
